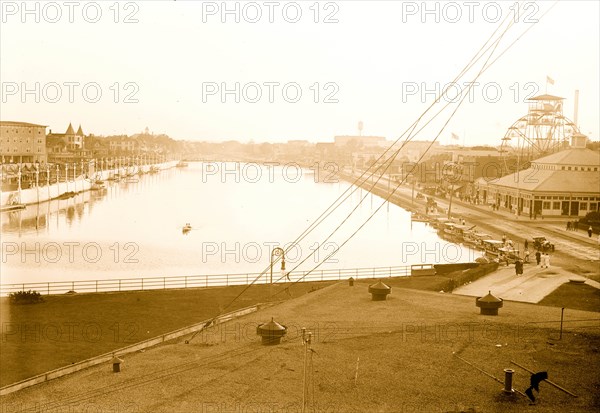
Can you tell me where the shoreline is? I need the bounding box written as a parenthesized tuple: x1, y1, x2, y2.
(337, 169, 600, 280)
(0, 160, 178, 208)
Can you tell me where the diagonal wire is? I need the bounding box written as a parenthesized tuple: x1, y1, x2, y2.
(271, 6, 517, 293)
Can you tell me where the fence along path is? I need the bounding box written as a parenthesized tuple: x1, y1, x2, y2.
(0, 264, 427, 296)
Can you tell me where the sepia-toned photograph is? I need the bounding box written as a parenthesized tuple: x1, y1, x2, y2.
(1, 1, 599, 412)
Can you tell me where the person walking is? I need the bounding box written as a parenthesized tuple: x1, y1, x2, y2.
(566, 221, 571, 231)
(541, 253, 550, 269)
(524, 239, 528, 251)
(588, 226, 593, 238)
(515, 259, 523, 276)
(540, 253, 545, 268)
(535, 250, 541, 266)
(502, 233, 507, 244)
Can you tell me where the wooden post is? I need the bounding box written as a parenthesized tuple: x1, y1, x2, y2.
(354, 357, 360, 387)
(559, 307, 564, 340)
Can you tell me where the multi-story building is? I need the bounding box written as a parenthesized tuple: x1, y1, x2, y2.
(334, 135, 387, 149)
(47, 123, 85, 151)
(46, 123, 91, 163)
(108, 136, 139, 154)
(0, 121, 48, 164)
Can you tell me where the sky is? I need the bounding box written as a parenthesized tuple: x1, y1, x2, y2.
(1, 0, 598, 146)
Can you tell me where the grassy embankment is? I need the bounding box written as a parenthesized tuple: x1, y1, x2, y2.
(2, 269, 597, 387)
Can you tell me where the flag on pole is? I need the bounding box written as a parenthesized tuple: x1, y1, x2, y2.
(451, 133, 460, 141)
(546, 76, 555, 85)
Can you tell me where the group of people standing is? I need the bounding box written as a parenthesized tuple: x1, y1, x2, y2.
(565, 220, 579, 231)
(515, 250, 551, 276)
(566, 220, 595, 238)
(535, 250, 551, 268)
(514, 238, 552, 277)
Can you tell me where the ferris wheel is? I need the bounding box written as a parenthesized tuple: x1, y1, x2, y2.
(500, 94, 578, 167)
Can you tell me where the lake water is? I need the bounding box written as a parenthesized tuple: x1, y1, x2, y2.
(1, 162, 481, 285)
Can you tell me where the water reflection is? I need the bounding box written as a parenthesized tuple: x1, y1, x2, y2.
(1, 162, 482, 284)
(2, 186, 104, 235)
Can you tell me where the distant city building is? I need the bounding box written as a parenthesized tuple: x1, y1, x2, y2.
(108, 136, 139, 153)
(0, 121, 48, 164)
(334, 135, 387, 148)
(47, 123, 91, 163)
(287, 140, 310, 146)
(85, 136, 110, 158)
(390, 140, 441, 162)
(476, 135, 600, 217)
(47, 122, 84, 150)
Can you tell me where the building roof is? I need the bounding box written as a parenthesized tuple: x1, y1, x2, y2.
(335, 135, 386, 141)
(478, 148, 600, 194)
(484, 168, 599, 193)
(46, 136, 67, 148)
(527, 94, 565, 101)
(65, 123, 75, 135)
(5, 282, 596, 412)
(0, 121, 47, 127)
(76, 125, 84, 136)
(533, 148, 600, 167)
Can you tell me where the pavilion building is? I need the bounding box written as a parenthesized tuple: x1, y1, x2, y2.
(475, 134, 600, 218)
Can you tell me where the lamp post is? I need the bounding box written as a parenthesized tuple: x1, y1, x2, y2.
(444, 161, 462, 220)
(46, 165, 50, 199)
(447, 177, 454, 219)
(410, 174, 415, 207)
(64, 163, 69, 192)
(270, 247, 286, 298)
(35, 162, 40, 203)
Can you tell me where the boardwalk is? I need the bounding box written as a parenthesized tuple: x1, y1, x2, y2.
(453, 264, 600, 303)
(342, 170, 600, 264)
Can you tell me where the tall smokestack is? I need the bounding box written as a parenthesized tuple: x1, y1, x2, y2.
(573, 90, 579, 128)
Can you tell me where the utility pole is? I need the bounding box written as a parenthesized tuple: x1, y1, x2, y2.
(301, 329, 313, 413)
(411, 176, 415, 207)
(387, 173, 390, 212)
(447, 179, 454, 219)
